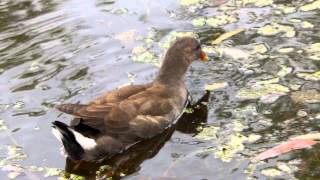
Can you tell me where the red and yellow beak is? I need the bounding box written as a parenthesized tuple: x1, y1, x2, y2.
(199, 51, 209, 62)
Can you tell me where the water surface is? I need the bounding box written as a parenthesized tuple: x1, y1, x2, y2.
(0, 0, 320, 179)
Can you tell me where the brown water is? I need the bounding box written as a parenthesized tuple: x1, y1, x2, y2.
(0, 0, 320, 179)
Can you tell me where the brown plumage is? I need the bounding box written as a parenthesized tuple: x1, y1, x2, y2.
(52, 37, 208, 161)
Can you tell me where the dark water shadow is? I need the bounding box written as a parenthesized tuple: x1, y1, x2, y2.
(64, 91, 210, 179)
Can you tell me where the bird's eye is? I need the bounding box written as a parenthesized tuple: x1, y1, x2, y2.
(195, 44, 201, 50)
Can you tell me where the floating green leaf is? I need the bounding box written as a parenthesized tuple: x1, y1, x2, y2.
(96, 165, 111, 177)
(277, 162, 297, 174)
(206, 15, 238, 27)
(297, 71, 320, 81)
(180, 0, 199, 6)
(192, 17, 206, 27)
(131, 46, 160, 66)
(278, 47, 294, 53)
(205, 82, 228, 91)
(245, 163, 257, 175)
(43, 167, 63, 177)
(258, 23, 296, 38)
(275, 5, 296, 14)
(0, 119, 8, 131)
(306, 43, 320, 60)
(195, 126, 219, 140)
(301, 21, 314, 28)
(214, 133, 247, 162)
(300, 0, 320, 11)
(247, 134, 262, 142)
(8, 172, 21, 179)
(261, 168, 282, 177)
(13, 101, 25, 109)
(7, 146, 27, 161)
(159, 31, 197, 49)
(183, 108, 194, 114)
(111, 8, 128, 14)
(277, 65, 293, 77)
(241, 0, 273, 7)
(252, 43, 268, 54)
(237, 83, 289, 100)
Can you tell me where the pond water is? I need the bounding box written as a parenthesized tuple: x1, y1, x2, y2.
(0, 0, 320, 179)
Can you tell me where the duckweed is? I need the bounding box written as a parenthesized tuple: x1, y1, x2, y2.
(13, 101, 25, 109)
(96, 165, 111, 177)
(43, 167, 63, 177)
(214, 133, 247, 162)
(131, 46, 160, 66)
(180, 0, 199, 6)
(111, 8, 128, 14)
(306, 43, 320, 60)
(275, 5, 296, 14)
(60, 174, 85, 180)
(205, 82, 228, 91)
(300, 0, 320, 11)
(247, 134, 262, 143)
(297, 71, 320, 81)
(245, 163, 257, 175)
(183, 107, 194, 114)
(261, 168, 282, 177)
(277, 162, 293, 173)
(0, 119, 8, 131)
(258, 23, 296, 38)
(160, 31, 197, 49)
(237, 83, 289, 100)
(276, 65, 293, 77)
(131, 30, 198, 67)
(252, 43, 268, 54)
(278, 47, 294, 53)
(301, 21, 314, 29)
(195, 126, 219, 140)
(241, 0, 273, 7)
(206, 15, 238, 27)
(7, 146, 27, 162)
(192, 17, 206, 27)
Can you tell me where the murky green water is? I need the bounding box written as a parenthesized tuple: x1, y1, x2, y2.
(0, 0, 320, 179)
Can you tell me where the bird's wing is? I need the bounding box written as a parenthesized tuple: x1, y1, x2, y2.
(56, 84, 151, 130)
(90, 84, 151, 105)
(104, 93, 179, 140)
(56, 103, 114, 132)
(107, 84, 187, 140)
(56, 84, 186, 140)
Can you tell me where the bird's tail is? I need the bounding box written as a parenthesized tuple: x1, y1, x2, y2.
(51, 121, 85, 161)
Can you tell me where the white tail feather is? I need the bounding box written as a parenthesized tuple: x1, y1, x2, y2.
(70, 129, 97, 150)
(51, 128, 63, 143)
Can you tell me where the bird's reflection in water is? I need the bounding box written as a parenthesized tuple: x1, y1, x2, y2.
(64, 91, 210, 179)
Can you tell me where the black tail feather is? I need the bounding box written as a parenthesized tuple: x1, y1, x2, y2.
(52, 121, 85, 161)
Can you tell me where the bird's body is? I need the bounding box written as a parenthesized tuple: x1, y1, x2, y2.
(52, 37, 208, 161)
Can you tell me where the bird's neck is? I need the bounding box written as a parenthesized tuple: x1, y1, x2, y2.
(155, 51, 190, 86)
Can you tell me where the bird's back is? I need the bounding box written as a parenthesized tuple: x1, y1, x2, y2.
(55, 82, 188, 161)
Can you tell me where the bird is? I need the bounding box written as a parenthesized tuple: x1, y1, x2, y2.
(52, 37, 209, 162)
